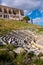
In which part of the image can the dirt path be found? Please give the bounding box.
[36,34,43,45]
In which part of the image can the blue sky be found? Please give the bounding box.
[0,0,1,4]
[27,9,42,19]
[0,0,43,26]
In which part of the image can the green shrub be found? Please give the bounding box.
[8,44,14,51]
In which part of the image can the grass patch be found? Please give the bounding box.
[33,59,43,65]
[0,45,6,49]
[0,19,43,36]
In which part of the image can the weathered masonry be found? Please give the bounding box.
[0,5,24,20]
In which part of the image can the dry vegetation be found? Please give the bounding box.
[0,19,43,36]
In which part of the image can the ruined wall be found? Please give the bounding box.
[0,5,24,20]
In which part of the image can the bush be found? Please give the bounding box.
[8,44,14,51]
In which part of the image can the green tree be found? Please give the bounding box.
[23,16,30,23]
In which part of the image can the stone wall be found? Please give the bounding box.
[0,5,24,20]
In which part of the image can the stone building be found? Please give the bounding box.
[0,5,24,20]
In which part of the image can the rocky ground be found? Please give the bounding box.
[0,30,43,55]
[36,34,43,46]
[0,30,36,46]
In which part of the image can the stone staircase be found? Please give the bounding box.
[0,30,40,54]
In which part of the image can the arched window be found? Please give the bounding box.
[9,10,12,14]
[0,8,2,12]
[4,9,7,13]
[13,10,16,15]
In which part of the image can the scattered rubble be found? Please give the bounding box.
[0,30,42,55]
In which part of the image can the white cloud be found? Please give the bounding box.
[1,0,42,10]
[1,2,7,5]
[24,10,29,15]
[33,17,43,24]
[28,11,32,15]
[33,17,43,26]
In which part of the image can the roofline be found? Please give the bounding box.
[0,5,24,11]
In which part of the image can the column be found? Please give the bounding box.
[19,10,21,20]
[2,7,4,18]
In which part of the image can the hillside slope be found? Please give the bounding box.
[0,19,43,36]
